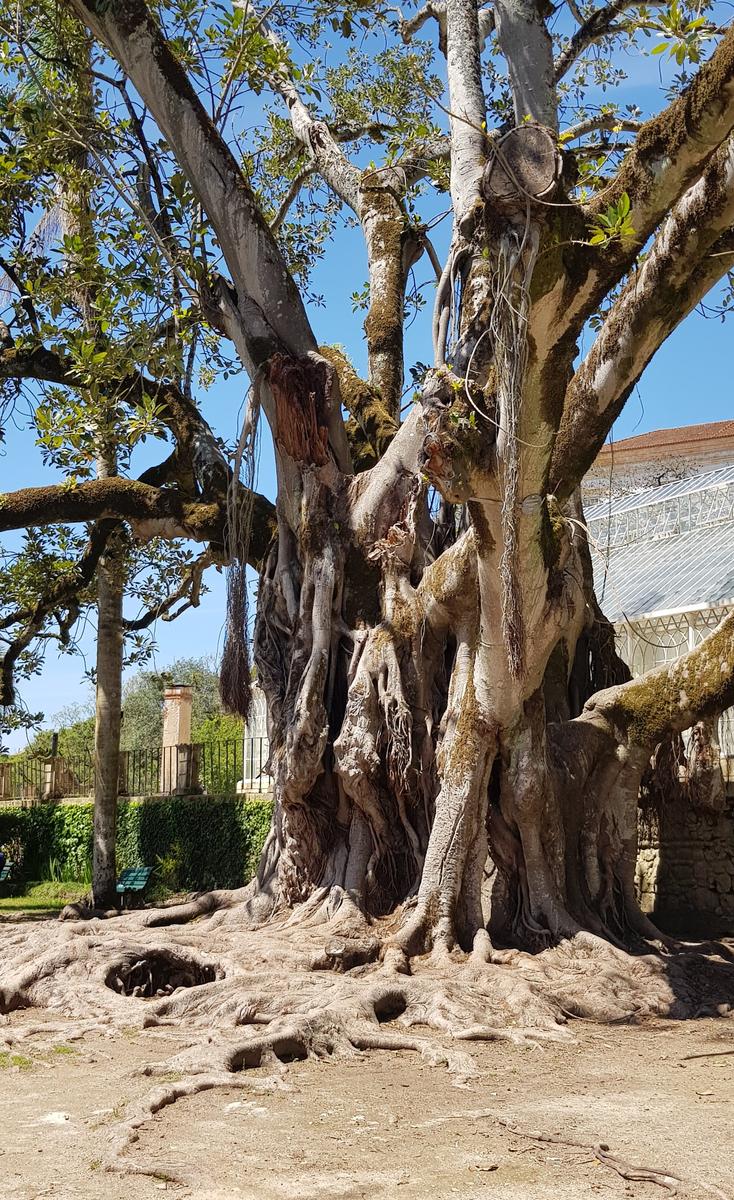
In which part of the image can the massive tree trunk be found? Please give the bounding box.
[4,6,734,1165]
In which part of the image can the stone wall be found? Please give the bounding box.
[637,792,734,934]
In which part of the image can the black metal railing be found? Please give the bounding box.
[0,737,271,804]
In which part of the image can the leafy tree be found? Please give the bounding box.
[5,705,95,763]
[120,656,241,749]
[2,0,734,1044]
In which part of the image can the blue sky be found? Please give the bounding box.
[2,22,733,745]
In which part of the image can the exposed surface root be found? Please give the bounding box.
[496,1117,731,1200]
[3,899,734,1035]
[2,898,733,1186]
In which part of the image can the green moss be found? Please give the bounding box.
[319,345,397,468]
[607,616,734,746]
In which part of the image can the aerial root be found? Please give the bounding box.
[103,1013,466,1181]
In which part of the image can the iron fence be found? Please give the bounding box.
[0,737,271,804]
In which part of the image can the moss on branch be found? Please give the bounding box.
[0,477,275,565]
[587,611,734,748]
[319,345,398,471]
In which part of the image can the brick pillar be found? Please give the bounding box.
[160,684,194,794]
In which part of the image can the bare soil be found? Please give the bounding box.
[1,998,732,1200]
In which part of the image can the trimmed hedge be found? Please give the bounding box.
[0,795,273,890]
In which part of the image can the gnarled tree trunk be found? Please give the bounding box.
[4,5,734,1123]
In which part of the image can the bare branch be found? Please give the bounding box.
[561,114,644,141]
[554,1,661,83]
[270,165,315,234]
[264,32,362,213]
[123,549,214,631]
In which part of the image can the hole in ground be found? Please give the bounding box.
[105,951,223,998]
[234,1036,308,1070]
[373,990,408,1023]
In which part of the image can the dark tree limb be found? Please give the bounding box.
[554,1,663,82]
[123,548,214,631]
[0,475,275,562]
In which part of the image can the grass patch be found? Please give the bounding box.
[0,1052,33,1070]
[52,1044,76,1056]
[0,881,88,912]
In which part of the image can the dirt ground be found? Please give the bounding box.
[0,979,732,1200]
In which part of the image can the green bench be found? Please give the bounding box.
[116,866,152,908]
[0,862,18,896]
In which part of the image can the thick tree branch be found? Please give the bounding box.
[551,133,734,497]
[399,2,494,56]
[444,0,487,224]
[0,478,216,539]
[318,346,399,469]
[534,26,734,347]
[0,476,275,561]
[584,611,734,748]
[495,0,558,129]
[592,24,734,240]
[260,23,417,417]
[68,0,316,372]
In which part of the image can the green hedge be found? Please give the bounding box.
[0,795,273,890]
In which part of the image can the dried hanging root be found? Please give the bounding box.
[490,214,538,680]
[220,381,261,721]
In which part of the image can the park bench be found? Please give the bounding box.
[0,861,18,896]
[116,866,152,908]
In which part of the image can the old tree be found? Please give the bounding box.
[3,0,734,1143]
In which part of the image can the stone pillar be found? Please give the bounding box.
[160,684,194,794]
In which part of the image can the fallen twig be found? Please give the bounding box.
[680,1049,734,1062]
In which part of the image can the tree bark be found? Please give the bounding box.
[4,0,734,1039]
[91,457,125,909]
